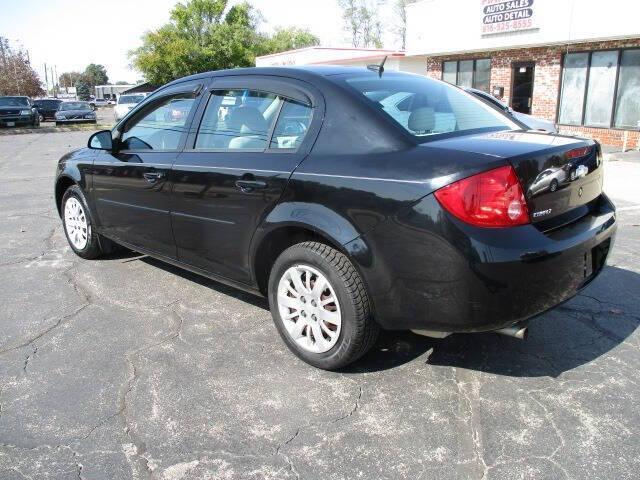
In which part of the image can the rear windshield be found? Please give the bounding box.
[60,102,90,111]
[0,97,29,107]
[38,100,61,107]
[341,74,517,141]
[119,95,145,104]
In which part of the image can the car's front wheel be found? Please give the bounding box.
[268,242,379,370]
[61,186,107,259]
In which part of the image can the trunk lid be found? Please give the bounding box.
[428,131,603,226]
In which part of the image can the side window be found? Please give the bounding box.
[120,93,196,151]
[195,90,281,150]
[269,99,313,150]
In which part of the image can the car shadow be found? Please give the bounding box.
[103,252,638,378]
[348,266,639,378]
[138,255,270,310]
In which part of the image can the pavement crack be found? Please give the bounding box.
[275,429,301,480]
[0,303,90,357]
[23,346,38,374]
[331,384,363,424]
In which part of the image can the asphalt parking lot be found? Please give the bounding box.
[0,130,639,480]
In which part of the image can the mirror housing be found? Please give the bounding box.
[88,130,113,151]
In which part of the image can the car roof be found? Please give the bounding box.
[162,65,397,88]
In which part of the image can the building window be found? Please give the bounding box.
[441,59,491,92]
[558,49,640,129]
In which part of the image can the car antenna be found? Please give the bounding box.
[367,56,387,78]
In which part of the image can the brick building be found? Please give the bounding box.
[406,0,640,148]
[256,0,640,148]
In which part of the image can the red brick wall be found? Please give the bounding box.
[423,38,640,148]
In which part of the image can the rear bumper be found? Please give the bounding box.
[351,193,616,332]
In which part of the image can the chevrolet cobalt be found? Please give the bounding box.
[54,67,616,369]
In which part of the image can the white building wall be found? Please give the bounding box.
[406,0,640,56]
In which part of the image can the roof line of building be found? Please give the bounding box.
[256,46,404,60]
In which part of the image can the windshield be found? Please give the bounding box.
[119,95,144,105]
[60,102,90,111]
[0,97,29,107]
[342,74,518,141]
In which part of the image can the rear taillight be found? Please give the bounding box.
[434,165,529,228]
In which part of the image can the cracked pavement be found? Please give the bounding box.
[1,131,639,480]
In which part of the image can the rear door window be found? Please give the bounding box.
[195,90,282,150]
[269,100,313,150]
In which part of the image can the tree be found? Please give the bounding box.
[0,36,45,97]
[75,81,91,101]
[59,71,82,88]
[261,27,320,55]
[82,64,109,87]
[130,0,263,85]
[393,0,418,50]
[115,80,130,85]
[338,0,383,48]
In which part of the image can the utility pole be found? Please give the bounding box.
[44,62,49,96]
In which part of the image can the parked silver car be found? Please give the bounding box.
[465,87,557,133]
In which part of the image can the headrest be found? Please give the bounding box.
[228,106,267,134]
[408,107,435,134]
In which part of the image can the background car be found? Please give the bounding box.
[55,101,97,126]
[33,98,62,121]
[0,96,39,127]
[464,87,557,133]
[114,94,146,121]
[93,98,109,108]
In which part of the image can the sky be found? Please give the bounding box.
[0,0,399,87]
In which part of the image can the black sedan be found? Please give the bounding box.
[0,96,39,127]
[54,66,616,369]
[33,98,63,121]
[55,101,97,126]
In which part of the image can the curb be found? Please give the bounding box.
[0,124,113,136]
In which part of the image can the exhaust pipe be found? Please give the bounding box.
[494,325,528,340]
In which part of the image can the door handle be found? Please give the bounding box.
[235,179,267,193]
[143,171,165,183]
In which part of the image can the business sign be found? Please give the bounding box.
[481,0,536,35]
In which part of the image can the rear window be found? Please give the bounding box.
[119,95,145,105]
[342,74,517,141]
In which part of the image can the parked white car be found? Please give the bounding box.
[114,94,146,121]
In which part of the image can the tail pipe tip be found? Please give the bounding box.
[494,324,529,340]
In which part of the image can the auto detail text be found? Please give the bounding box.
[481,0,535,35]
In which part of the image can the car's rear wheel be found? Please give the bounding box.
[550,179,559,192]
[61,186,108,259]
[268,241,379,370]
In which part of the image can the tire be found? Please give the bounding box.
[61,185,108,259]
[38,114,44,123]
[268,241,379,370]
[55,122,61,127]
[550,179,559,192]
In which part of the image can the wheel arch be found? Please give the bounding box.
[55,175,77,217]
[250,202,371,295]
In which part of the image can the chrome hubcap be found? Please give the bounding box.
[64,197,89,250]
[277,264,342,354]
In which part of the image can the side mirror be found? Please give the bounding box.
[88,130,113,151]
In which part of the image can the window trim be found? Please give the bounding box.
[556,47,640,130]
[441,58,492,91]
